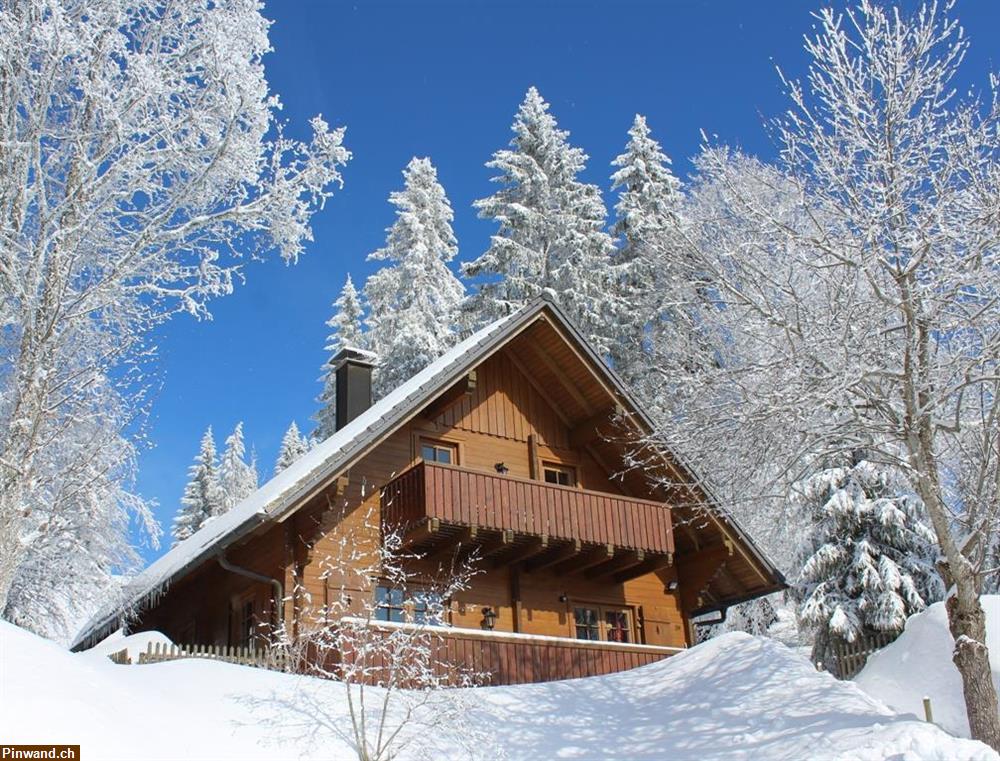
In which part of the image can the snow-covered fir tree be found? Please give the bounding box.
[609,115,698,394]
[792,454,943,669]
[217,423,259,512]
[463,88,615,354]
[365,157,465,398]
[171,427,223,547]
[314,275,365,442]
[275,421,311,475]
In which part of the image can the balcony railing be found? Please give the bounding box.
[381,461,674,577]
[342,620,682,686]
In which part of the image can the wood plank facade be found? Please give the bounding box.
[83,300,784,684]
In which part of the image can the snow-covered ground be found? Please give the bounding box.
[3,622,994,760]
[856,595,1000,739]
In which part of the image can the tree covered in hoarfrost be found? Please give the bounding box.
[217,423,258,512]
[171,427,223,547]
[608,114,714,402]
[257,501,498,761]
[3,377,150,643]
[463,87,615,354]
[792,455,942,670]
[0,0,350,627]
[274,420,311,475]
[642,2,1000,746]
[365,157,465,399]
[315,275,366,441]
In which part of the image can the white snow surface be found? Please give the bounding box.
[5,622,995,761]
[855,595,1000,739]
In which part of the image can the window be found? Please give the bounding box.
[605,610,631,643]
[573,605,633,643]
[239,599,255,648]
[543,463,576,487]
[574,607,601,641]
[375,585,445,626]
[375,585,406,623]
[421,439,457,465]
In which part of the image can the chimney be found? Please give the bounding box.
[332,347,377,431]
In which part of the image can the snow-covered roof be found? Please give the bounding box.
[73,294,784,649]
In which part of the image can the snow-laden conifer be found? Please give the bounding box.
[171,427,223,546]
[365,157,465,398]
[792,455,943,668]
[275,421,311,475]
[217,423,258,512]
[314,275,365,441]
[609,115,697,393]
[463,88,615,353]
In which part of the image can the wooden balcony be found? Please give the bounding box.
[381,461,674,581]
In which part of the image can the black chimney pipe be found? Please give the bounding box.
[332,347,377,431]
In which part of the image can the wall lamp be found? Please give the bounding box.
[480,606,498,631]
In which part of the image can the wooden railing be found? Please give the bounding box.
[343,620,682,686]
[382,461,674,555]
[117,641,291,671]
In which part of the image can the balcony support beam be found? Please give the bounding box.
[424,525,478,565]
[552,543,614,576]
[585,549,645,580]
[493,535,548,570]
[524,539,582,574]
[613,552,674,584]
[401,517,440,550]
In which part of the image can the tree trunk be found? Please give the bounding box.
[946,593,1000,749]
[914,449,1000,750]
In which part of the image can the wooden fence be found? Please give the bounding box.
[831,631,898,679]
[106,641,290,671]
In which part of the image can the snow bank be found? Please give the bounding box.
[2,622,995,760]
[856,595,1000,738]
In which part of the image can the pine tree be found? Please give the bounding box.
[609,114,688,392]
[364,157,466,398]
[463,87,615,353]
[275,421,311,474]
[171,427,223,546]
[315,275,365,441]
[217,422,258,512]
[792,453,943,670]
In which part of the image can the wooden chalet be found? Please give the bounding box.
[72,297,784,684]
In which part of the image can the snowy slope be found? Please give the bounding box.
[856,595,1000,739]
[2,623,994,761]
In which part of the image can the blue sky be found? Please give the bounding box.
[136,0,1000,562]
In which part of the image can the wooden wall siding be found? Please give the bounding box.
[434,351,569,448]
[339,625,677,687]
[382,460,674,555]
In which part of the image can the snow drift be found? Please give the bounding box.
[856,595,1000,739]
[3,622,996,760]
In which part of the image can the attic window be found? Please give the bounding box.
[543,463,576,487]
[421,439,457,465]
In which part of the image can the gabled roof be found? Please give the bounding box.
[73,296,784,650]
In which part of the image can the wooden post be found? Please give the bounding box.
[923,696,934,723]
